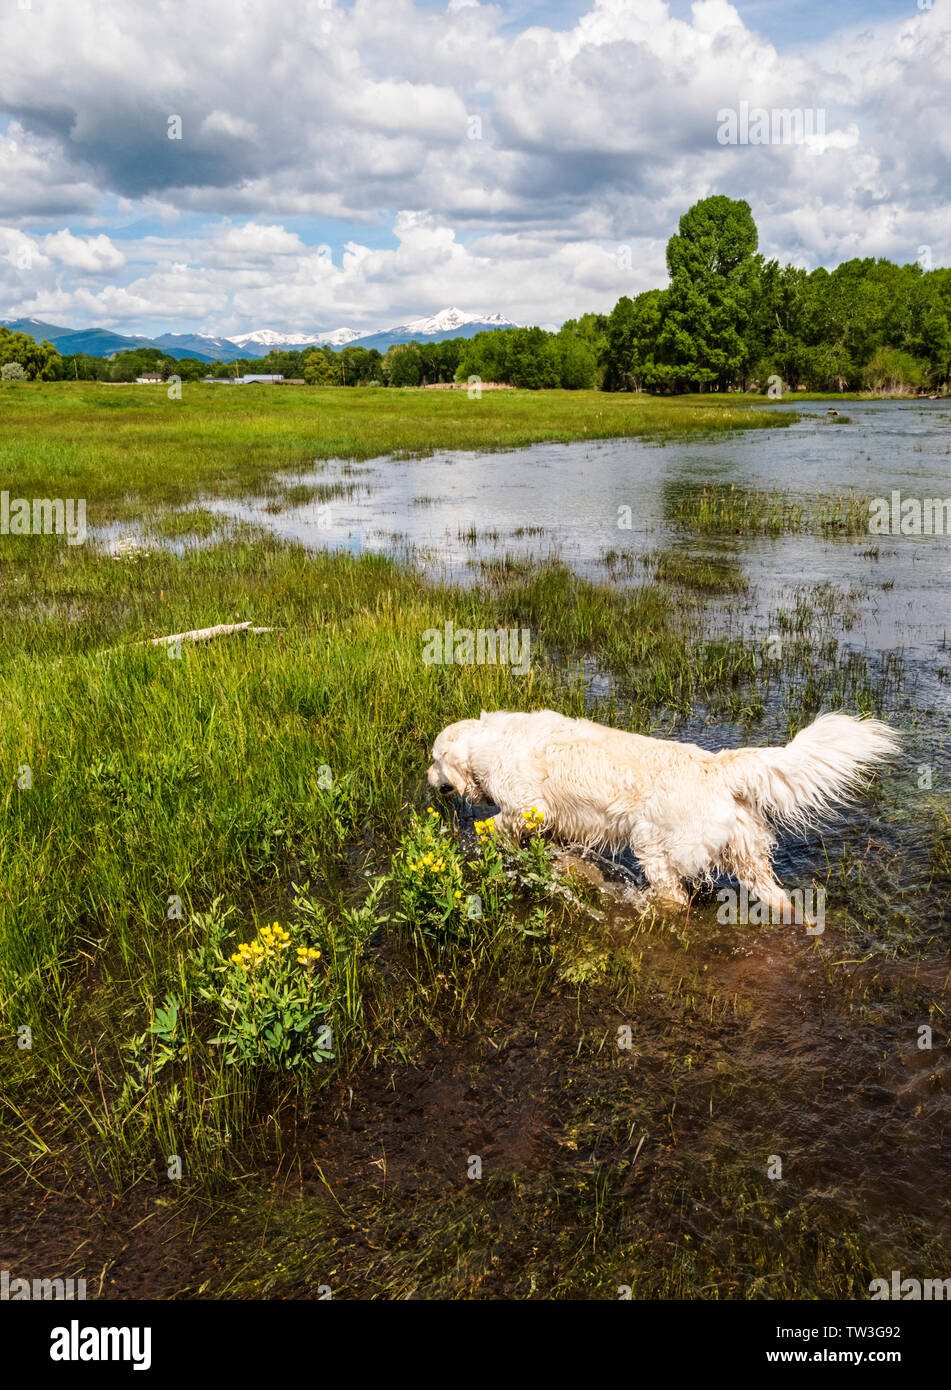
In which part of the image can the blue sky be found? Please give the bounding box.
[0,0,946,339]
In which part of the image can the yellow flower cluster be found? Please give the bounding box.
[230,922,291,971]
[296,946,322,966]
[408,850,447,876]
[474,818,496,839]
[522,805,545,830]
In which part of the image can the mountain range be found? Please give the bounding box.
[0,308,519,363]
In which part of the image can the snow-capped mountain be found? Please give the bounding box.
[154,332,239,355]
[2,308,519,362]
[341,308,520,352]
[229,312,515,351]
[319,327,363,347]
[229,326,361,351]
[387,308,516,337]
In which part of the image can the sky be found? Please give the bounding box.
[0,0,947,339]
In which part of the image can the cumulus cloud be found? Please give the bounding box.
[43,230,126,272]
[0,0,948,332]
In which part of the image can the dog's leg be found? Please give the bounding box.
[724,809,799,926]
[492,810,523,843]
[738,860,796,925]
[639,853,690,908]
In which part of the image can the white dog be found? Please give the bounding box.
[427,709,898,913]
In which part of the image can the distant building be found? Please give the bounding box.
[200,373,286,385]
[135,373,164,383]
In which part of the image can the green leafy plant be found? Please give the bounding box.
[391,809,468,936]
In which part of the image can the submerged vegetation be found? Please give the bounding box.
[669,483,872,536]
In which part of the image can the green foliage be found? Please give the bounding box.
[391,808,554,941]
[656,196,761,391]
[603,197,951,394]
[0,326,62,380]
[861,346,928,393]
[456,324,597,389]
[302,346,342,385]
[391,811,470,935]
[384,342,423,387]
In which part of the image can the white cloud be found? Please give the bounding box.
[43,229,126,272]
[200,111,259,142]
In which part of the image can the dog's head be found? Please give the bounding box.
[427,717,486,801]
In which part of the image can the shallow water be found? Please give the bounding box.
[149,398,948,932]
[221,399,951,1287]
[202,400,951,669]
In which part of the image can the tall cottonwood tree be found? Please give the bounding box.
[655,196,761,392]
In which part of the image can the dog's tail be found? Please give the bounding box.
[715,713,899,832]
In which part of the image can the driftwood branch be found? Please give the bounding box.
[144,621,276,646]
[103,621,277,655]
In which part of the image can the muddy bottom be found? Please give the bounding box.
[0,1174,213,1299]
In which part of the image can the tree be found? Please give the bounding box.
[1,361,28,380]
[861,347,927,394]
[0,326,62,380]
[554,327,597,388]
[302,348,342,385]
[656,196,762,392]
[338,345,382,385]
[385,343,423,387]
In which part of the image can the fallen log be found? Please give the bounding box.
[102,621,277,655]
[144,621,276,646]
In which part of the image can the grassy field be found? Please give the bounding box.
[0,385,947,1300]
[0,382,787,520]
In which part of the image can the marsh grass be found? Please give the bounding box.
[643,548,749,595]
[670,483,871,536]
[0,387,945,1300]
[0,383,794,525]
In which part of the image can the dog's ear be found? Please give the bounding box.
[444,757,470,797]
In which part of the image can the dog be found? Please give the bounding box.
[427,709,898,914]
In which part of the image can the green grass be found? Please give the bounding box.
[643,548,749,594]
[0,385,946,1301]
[670,483,871,536]
[0,382,793,523]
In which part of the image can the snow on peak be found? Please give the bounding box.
[390,307,518,336]
[229,328,313,349]
[229,326,360,349]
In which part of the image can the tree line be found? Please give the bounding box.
[3,197,949,392]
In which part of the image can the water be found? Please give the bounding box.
[204,399,951,670]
